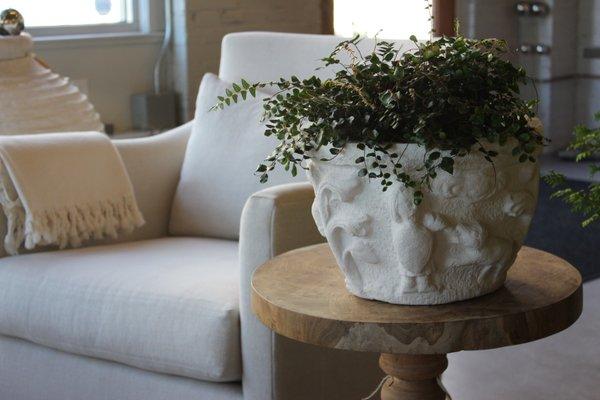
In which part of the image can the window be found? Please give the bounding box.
[0,0,138,36]
[334,0,431,40]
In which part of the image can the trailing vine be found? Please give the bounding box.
[213,32,543,205]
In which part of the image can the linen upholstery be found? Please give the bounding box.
[113,122,192,242]
[239,182,382,400]
[0,237,241,382]
[0,335,242,400]
[169,73,303,239]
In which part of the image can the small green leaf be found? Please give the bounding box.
[519,133,531,142]
[413,191,424,205]
[439,157,454,174]
[428,151,441,160]
[523,143,536,153]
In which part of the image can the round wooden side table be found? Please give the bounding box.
[251,244,583,400]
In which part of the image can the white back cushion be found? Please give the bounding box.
[169,74,304,239]
[219,31,416,83]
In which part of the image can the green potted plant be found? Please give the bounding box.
[545,112,600,227]
[215,34,544,305]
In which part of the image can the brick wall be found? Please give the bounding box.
[172,0,328,121]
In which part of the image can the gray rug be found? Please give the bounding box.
[525,180,600,281]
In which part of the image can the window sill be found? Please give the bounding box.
[33,32,163,51]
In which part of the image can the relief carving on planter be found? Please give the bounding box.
[390,189,442,293]
[308,163,379,293]
[307,146,540,305]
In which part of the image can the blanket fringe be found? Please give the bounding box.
[0,176,145,255]
[19,195,145,253]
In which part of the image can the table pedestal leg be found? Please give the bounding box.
[379,353,449,400]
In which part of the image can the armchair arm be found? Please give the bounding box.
[114,122,192,241]
[239,182,380,400]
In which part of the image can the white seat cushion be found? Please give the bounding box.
[0,237,241,382]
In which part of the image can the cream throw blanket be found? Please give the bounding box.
[0,132,145,255]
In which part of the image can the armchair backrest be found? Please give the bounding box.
[219,31,416,83]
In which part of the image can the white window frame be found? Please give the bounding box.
[24,0,163,38]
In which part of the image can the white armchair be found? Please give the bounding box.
[0,32,383,400]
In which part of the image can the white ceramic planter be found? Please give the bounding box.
[307,143,539,305]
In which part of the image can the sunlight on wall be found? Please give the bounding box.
[334,0,431,40]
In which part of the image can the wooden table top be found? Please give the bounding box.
[251,244,583,355]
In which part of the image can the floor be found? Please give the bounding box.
[443,278,599,400]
